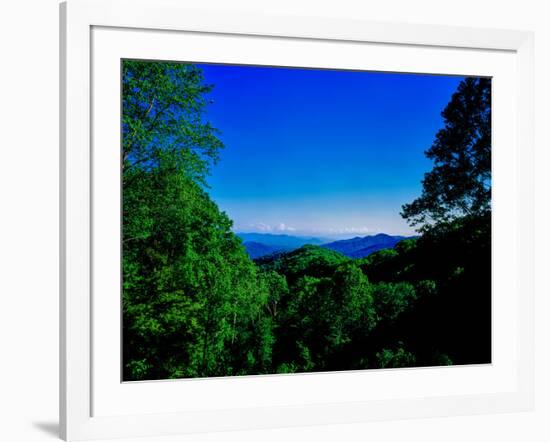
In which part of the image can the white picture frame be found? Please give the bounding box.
[60,0,534,440]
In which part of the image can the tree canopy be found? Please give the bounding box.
[401,77,491,229]
[122,60,271,380]
[122,60,223,185]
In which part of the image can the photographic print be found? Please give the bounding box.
[122,60,491,381]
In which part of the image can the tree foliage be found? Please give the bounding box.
[122,60,270,380]
[401,78,491,229]
[122,60,223,185]
[376,346,416,368]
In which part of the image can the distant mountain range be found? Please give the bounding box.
[237,233,327,259]
[237,232,416,259]
[240,241,288,259]
[321,233,413,258]
[237,233,328,248]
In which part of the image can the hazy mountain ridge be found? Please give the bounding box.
[237,232,328,248]
[322,233,417,258]
[242,241,291,259]
[238,232,416,259]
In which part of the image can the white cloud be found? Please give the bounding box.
[237,223,384,237]
[276,223,296,232]
[324,226,373,235]
[249,222,273,232]
[245,222,297,233]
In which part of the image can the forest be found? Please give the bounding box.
[122,60,491,381]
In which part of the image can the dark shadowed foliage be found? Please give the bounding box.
[401,78,491,229]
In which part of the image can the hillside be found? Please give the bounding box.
[322,233,415,258]
[255,244,349,281]
[242,241,288,259]
[237,233,327,259]
[239,232,416,259]
[237,233,326,248]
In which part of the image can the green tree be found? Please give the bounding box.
[122,60,223,184]
[331,263,377,346]
[277,275,334,371]
[271,262,378,373]
[372,282,417,323]
[259,270,289,318]
[376,345,416,368]
[401,77,491,229]
[258,244,349,283]
[123,157,269,379]
[122,60,269,380]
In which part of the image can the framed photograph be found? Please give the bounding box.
[60,0,534,440]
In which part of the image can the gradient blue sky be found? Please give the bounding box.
[197,63,464,237]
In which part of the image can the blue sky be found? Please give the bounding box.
[197,63,463,237]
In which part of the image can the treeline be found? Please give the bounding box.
[246,211,489,375]
[122,60,491,381]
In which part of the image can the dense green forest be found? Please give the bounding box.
[122,60,491,381]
